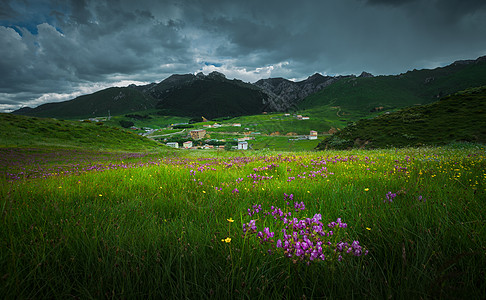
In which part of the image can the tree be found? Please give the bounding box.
[119,120,134,128]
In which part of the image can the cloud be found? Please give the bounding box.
[0,2,195,102]
[1,0,486,112]
[364,0,486,22]
[196,60,292,82]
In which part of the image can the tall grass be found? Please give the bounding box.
[1,146,485,298]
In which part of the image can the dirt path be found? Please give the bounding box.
[148,129,186,138]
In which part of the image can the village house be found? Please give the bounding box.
[302,116,310,120]
[309,130,318,140]
[213,123,221,128]
[166,142,179,148]
[202,124,212,128]
[183,141,193,148]
[233,123,242,127]
[296,115,303,120]
[237,141,248,150]
[190,129,206,140]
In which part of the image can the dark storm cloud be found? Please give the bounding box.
[364,0,486,21]
[0,1,193,95]
[1,0,485,111]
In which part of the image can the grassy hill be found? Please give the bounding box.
[12,87,157,120]
[316,86,486,149]
[0,113,164,151]
[300,56,486,122]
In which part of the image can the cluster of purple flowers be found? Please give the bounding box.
[287,176,296,182]
[257,227,275,242]
[247,204,262,217]
[385,191,397,203]
[247,173,273,183]
[335,240,366,260]
[284,193,294,205]
[293,201,305,212]
[264,206,292,220]
[242,193,368,265]
[242,219,257,234]
[328,217,347,229]
[253,163,279,172]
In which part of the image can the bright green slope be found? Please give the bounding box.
[316,86,486,149]
[0,113,164,151]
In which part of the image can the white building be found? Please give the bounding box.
[183,141,193,148]
[237,141,248,150]
[166,142,179,148]
[309,130,318,140]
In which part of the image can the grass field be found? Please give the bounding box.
[318,86,486,150]
[0,113,164,152]
[1,144,485,298]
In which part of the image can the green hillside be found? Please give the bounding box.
[12,87,157,120]
[316,86,486,149]
[0,113,163,151]
[300,56,486,122]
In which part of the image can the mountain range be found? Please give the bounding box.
[12,55,486,122]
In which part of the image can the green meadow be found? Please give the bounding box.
[1,144,485,298]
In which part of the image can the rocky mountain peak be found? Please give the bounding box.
[255,73,347,111]
[306,73,325,81]
[359,71,374,78]
[207,71,226,80]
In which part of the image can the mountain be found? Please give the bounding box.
[316,86,486,150]
[300,56,486,117]
[12,71,269,120]
[12,87,157,119]
[148,71,269,119]
[254,73,353,111]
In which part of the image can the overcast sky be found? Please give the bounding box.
[1,0,486,112]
